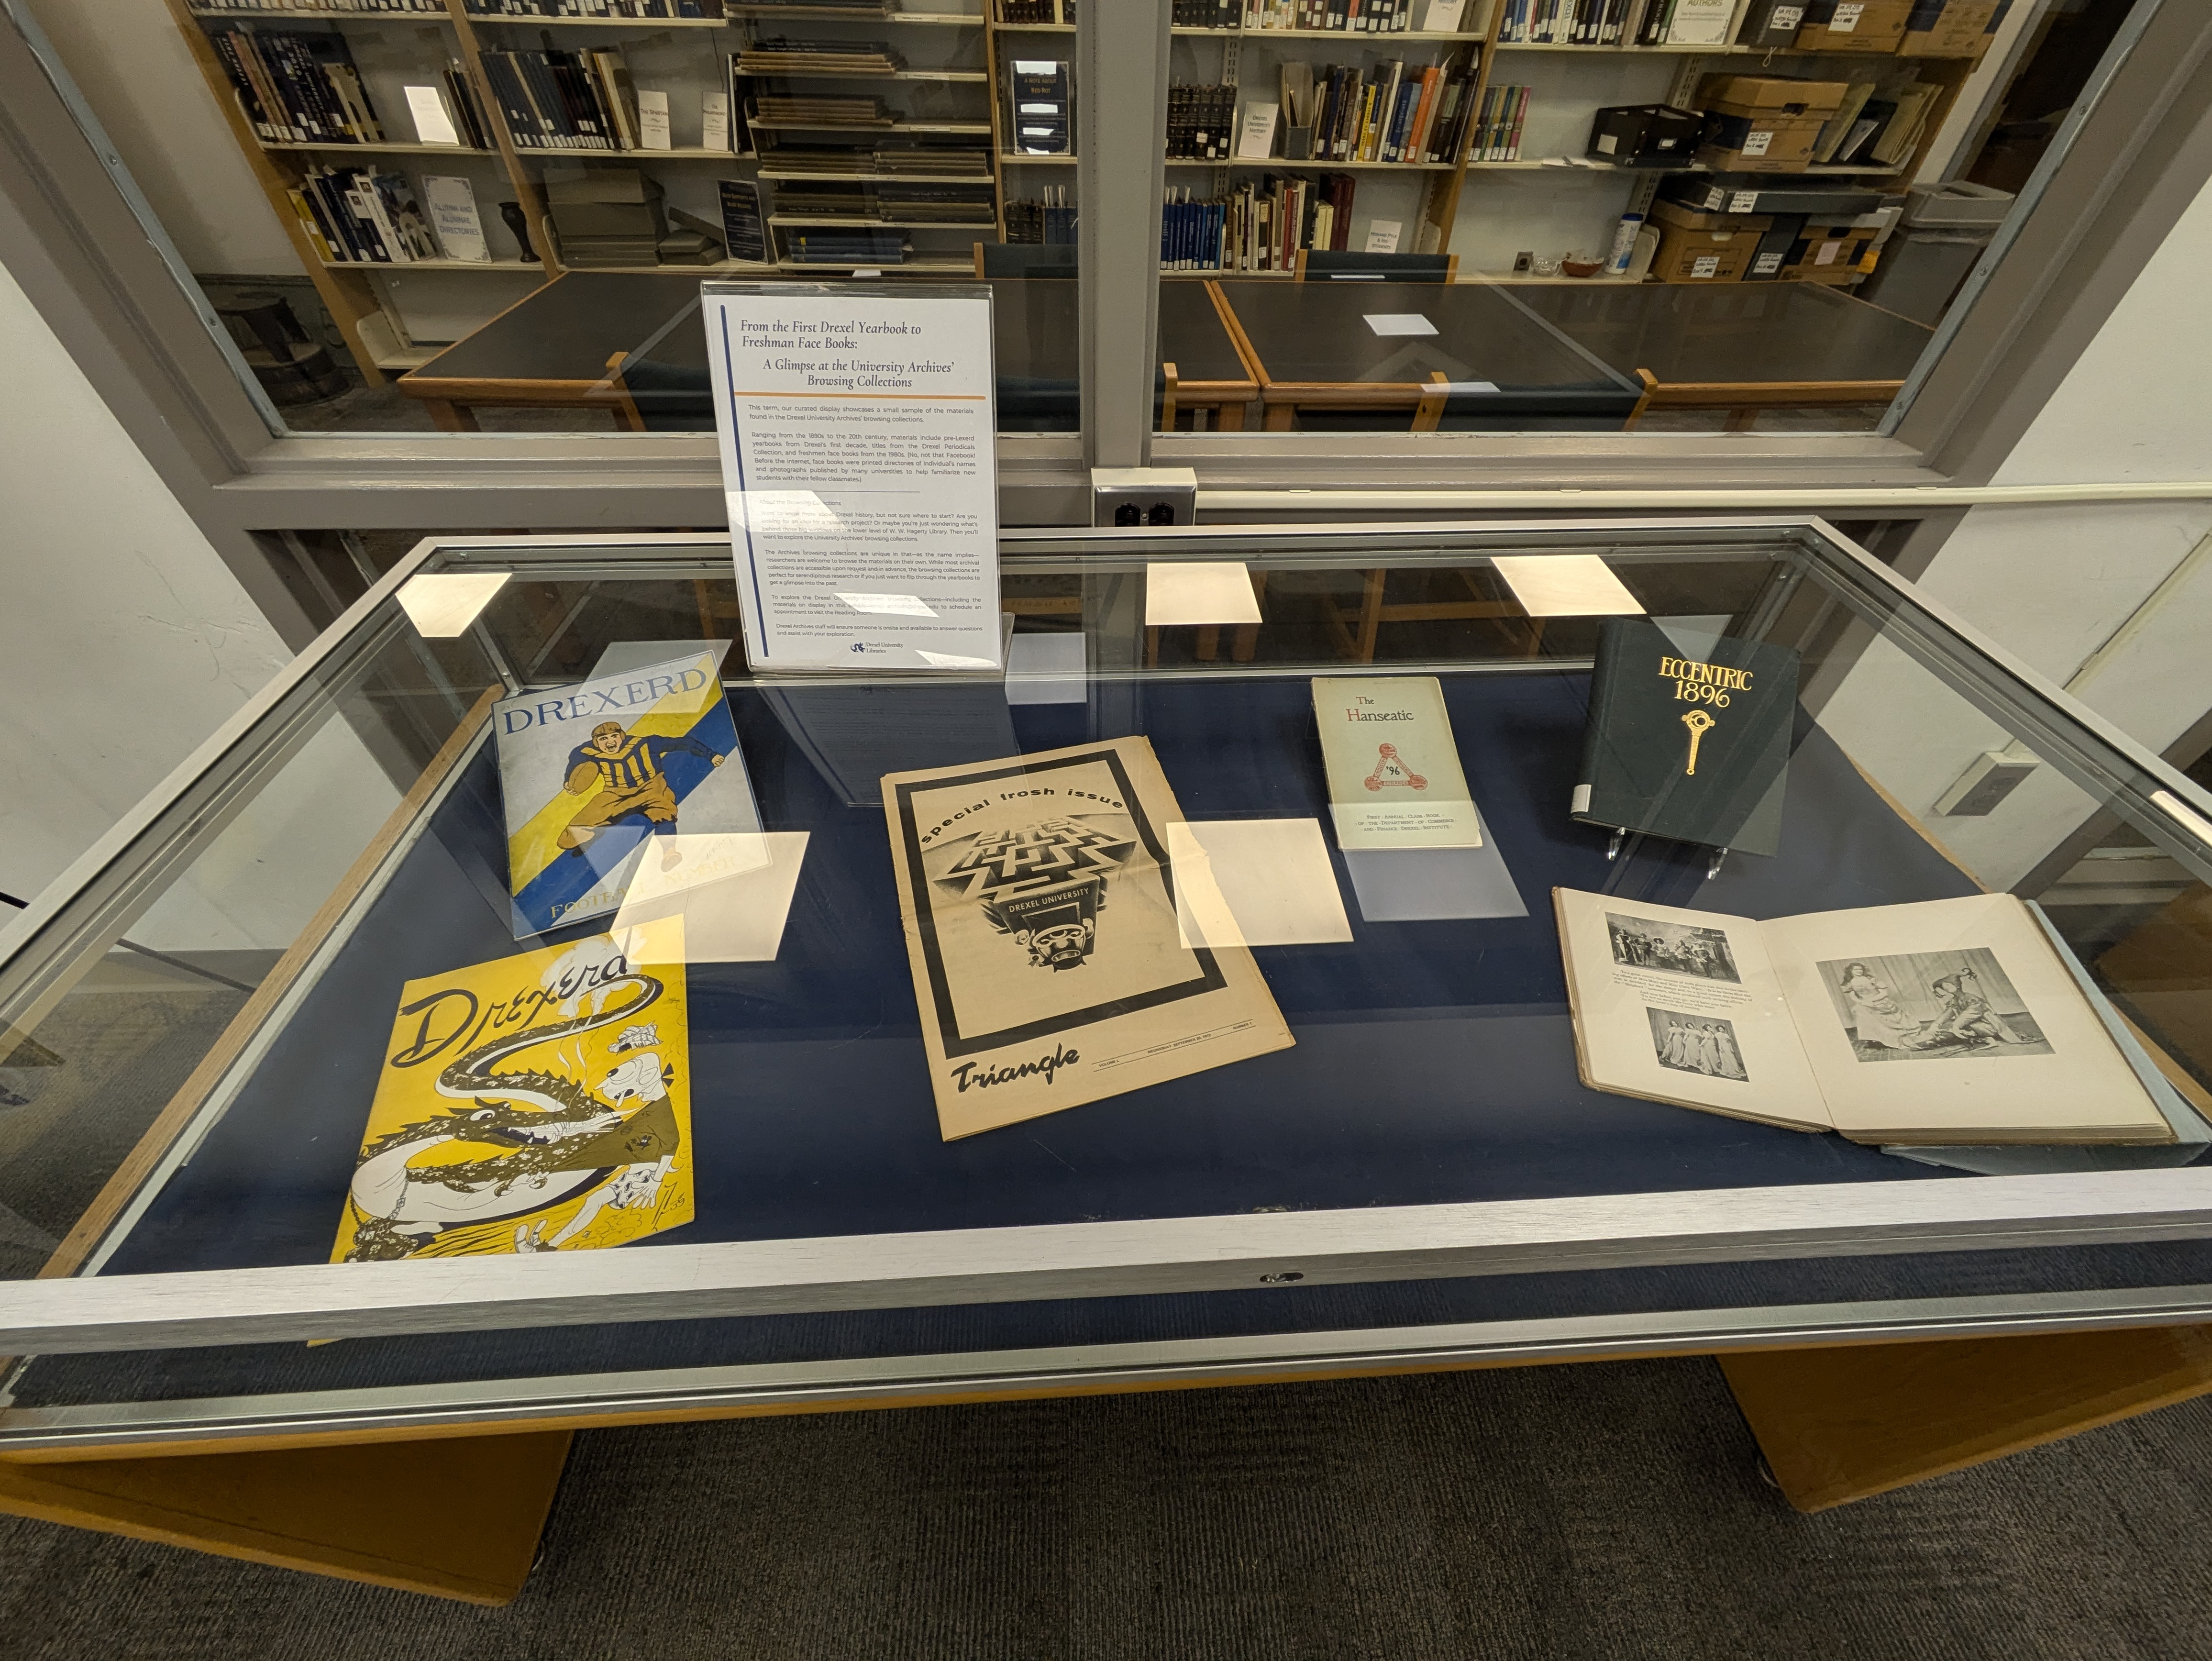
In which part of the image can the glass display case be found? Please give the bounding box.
[3,519,2211,1470]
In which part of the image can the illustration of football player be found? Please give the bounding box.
[559,720,724,865]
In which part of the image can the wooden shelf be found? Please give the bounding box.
[324,257,543,270]
[575,146,752,159]
[747,118,990,131]
[465,12,731,27]
[190,6,454,18]
[564,258,779,273]
[1178,157,1458,171]
[262,141,498,155]
[1231,27,1485,41]
[779,257,973,269]
[732,6,984,20]
[1001,151,1074,163]
[760,168,993,180]
[771,214,994,226]
[733,65,989,78]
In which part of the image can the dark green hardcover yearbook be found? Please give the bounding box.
[1571,618,1800,856]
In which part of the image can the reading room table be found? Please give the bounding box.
[3,522,2212,1605]
[1506,280,1940,429]
[395,270,1255,433]
[1207,277,1645,432]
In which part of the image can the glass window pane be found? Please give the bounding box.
[22,0,1064,435]
[1150,0,2152,438]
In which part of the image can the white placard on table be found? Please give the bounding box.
[1364,312,1437,337]
[1490,554,1644,618]
[702,90,731,153]
[637,89,673,150]
[1364,219,1403,255]
[404,85,461,147]
[1236,100,1279,160]
[421,176,490,262]
[703,284,1003,673]
[1144,563,1262,627]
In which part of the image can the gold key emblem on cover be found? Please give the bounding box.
[1680,709,1715,775]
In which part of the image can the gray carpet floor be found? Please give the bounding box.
[4,1354,2211,1660]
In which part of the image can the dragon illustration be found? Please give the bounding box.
[343,948,680,1262]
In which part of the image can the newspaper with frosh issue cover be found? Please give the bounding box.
[495,649,762,938]
[331,918,693,1263]
[1553,887,2172,1145]
[882,736,1295,1139]
[1312,675,1483,850]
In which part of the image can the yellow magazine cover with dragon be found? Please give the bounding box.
[332,917,693,1262]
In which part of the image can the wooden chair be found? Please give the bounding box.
[1622,367,1906,432]
[1320,566,1545,664]
[1294,249,1458,282]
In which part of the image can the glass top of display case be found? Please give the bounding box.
[4,520,2212,1451]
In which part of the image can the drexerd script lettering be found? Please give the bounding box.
[388,951,634,1068]
[950,1042,1079,1093]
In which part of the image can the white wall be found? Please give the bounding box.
[0,259,396,948]
[20,0,302,276]
[1825,174,2212,887]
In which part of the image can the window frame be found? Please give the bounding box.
[2,0,2209,567]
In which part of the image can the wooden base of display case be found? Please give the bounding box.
[0,1431,571,1605]
[1723,1326,2212,1513]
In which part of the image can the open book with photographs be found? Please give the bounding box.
[1553,887,2177,1146]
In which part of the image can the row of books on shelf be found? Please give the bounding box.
[1273,55,1477,166]
[462,1,727,17]
[993,2,1078,22]
[1470,83,1529,161]
[1493,0,1730,44]
[286,165,451,264]
[194,1,447,13]
[1167,83,1238,161]
[1248,0,1467,28]
[784,229,911,263]
[209,28,385,145]
[1167,170,1356,271]
[771,181,996,221]
[479,46,736,152]
[764,143,993,174]
[734,39,908,73]
[1004,188,1075,243]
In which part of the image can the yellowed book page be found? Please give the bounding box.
[1554,887,1830,1131]
[883,736,1294,1140]
[1763,893,2170,1143]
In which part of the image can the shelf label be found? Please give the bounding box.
[704,284,1002,674]
[1741,130,1774,157]
[1729,190,1761,213]
[1832,2,1864,29]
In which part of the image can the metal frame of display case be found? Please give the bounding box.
[4,521,2212,1452]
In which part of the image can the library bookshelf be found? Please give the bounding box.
[167,1,1992,384]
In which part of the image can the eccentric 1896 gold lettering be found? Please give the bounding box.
[1657,655,1752,709]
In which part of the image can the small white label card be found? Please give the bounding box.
[1741,130,1774,156]
[1364,313,1438,337]
[1691,255,1721,277]
[702,90,731,152]
[638,89,673,150]
[1729,190,1761,212]
[1364,219,1404,254]
[703,283,1002,673]
[1236,100,1279,160]
[1832,1,1864,28]
[404,85,461,147]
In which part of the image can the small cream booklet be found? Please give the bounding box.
[1554,887,2171,1145]
[1312,676,1482,851]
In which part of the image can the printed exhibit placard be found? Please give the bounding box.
[702,282,1003,673]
